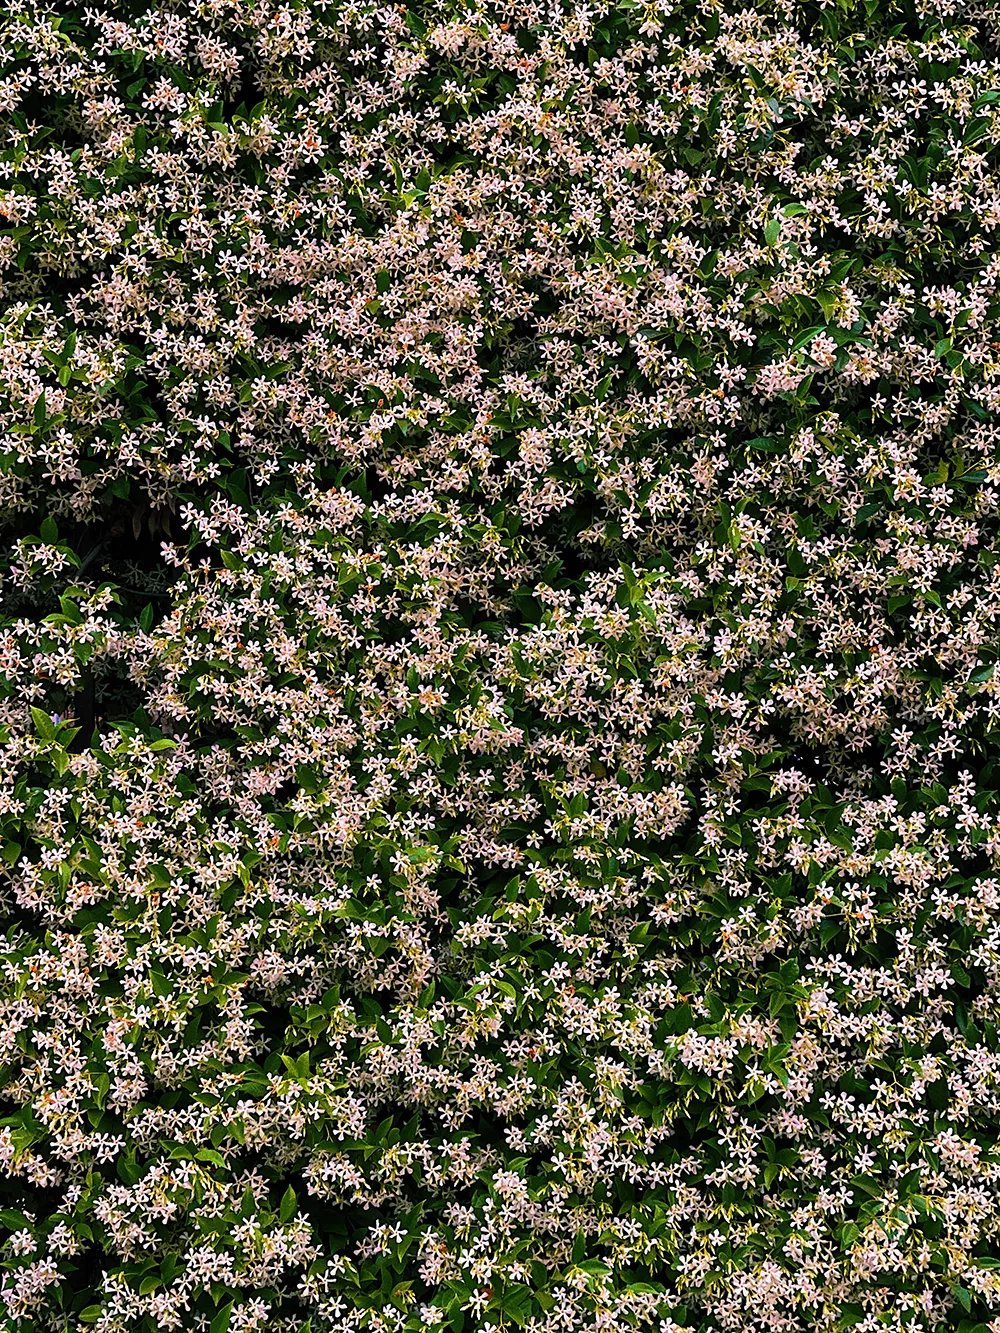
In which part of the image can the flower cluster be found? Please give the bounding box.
[3,0,1000,1330]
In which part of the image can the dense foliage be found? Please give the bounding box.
[3,0,1000,1329]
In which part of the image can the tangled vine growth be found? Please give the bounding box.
[3,0,1000,1329]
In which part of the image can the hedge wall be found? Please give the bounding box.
[2,0,1000,1330]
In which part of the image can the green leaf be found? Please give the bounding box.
[835,1303,864,1329]
[29,707,57,743]
[816,289,838,322]
[149,970,171,997]
[194,1146,226,1167]
[117,1154,142,1185]
[210,1303,233,1333]
[927,1078,950,1110]
[764,218,781,246]
[790,325,824,352]
[851,1175,881,1197]
[499,1286,533,1325]
[279,1184,297,1223]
